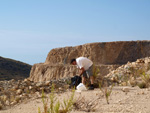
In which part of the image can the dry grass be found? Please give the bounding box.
[73,96,99,112]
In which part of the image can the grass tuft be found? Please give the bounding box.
[99,80,114,104]
[38,85,75,113]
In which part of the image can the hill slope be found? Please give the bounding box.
[0,56,31,81]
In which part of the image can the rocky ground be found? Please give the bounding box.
[0,57,150,113]
[0,78,71,110]
[0,86,150,113]
[105,57,150,88]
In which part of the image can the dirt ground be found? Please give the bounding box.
[1,86,150,113]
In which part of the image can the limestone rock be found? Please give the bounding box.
[16,89,22,95]
[122,87,130,92]
[36,82,43,87]
[0,78,72,109]
[45,41,150,65]
[29,41,150,82]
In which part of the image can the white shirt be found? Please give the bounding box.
[76,57,93,70]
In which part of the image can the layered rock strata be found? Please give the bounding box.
[29,41,150,82]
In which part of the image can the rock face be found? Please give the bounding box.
[45,41,150,65]
[29,41,150,82]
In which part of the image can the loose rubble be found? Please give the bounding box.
[106,57,150,87]
[0,77,71,109]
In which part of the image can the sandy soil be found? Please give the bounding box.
[1,86,150,113]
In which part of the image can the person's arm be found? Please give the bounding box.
[79,67,85,76]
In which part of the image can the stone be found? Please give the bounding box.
[24,87,29,93]
[1,95,7,101]
[122,87,130,92]
[24,78,31,86]
[36,82,43,87]
[10,79,15,82]
[29,86,33,90]
[16,89,22,95]
[30,88,37,93]
[136,59,145,63]
[35,92,41,98]
[131,62,136,67]
[11,101,17,105]
[121,82,127,86]
[129,80,136,87]
[124,65,130,70]
[45,81,51,86]
[144,58,150,64]
[5,100,9,105]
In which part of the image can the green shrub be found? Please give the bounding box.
[38,85,75,113]
[92,64,100,79]
[140,72,150,88]
[99,81,114,104]
[137,81,147,89]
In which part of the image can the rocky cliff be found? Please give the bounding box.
[29,41,150,82]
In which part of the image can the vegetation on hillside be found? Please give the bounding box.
[0,56,31,80]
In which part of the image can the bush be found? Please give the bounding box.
[38,85,75,113]
[139,72,150,88]
[99,79,114,104]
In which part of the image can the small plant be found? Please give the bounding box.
[15,97,21,103]
[92,64,100,79]
[91,64,101,88]
[112,73,123,83]
[38,107,41,113]
[38,85,75,113]
[137,81,147,89]
[38,85,61,113]
[99,81,114,104]
[128,66,144,80]
[61,89,75,113]
[140,72,150,88]
[41,90,49,113]
[65,79,71,85]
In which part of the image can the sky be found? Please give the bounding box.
[0,0,150,65]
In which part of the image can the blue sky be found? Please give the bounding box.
[0,0,150,65]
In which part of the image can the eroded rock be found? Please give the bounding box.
[29,41,150,82]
